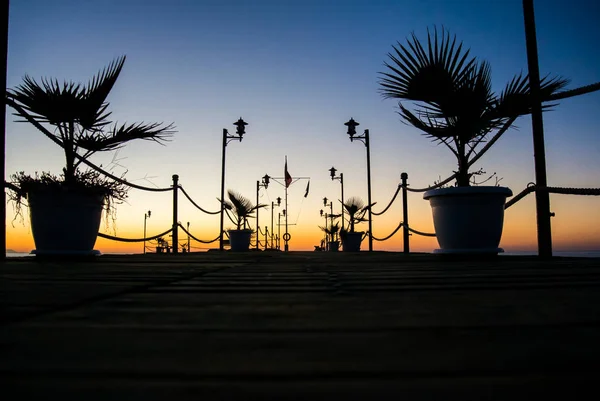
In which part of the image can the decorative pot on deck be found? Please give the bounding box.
[28,188,104,255]
[423,186,512,255]
[342,231,364,252]
[227,229,253,252]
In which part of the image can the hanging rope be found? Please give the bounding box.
[505,184,600,209]
[371,221,404,241]
[505,183,536,209]
[98,227,173,242]
[405,173,457,193]
[406,225,437,237]
[372,185,401,216]
[178,186,221,214]
[177,223,220,244]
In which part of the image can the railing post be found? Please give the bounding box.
[401,172,409,254]
[265,226,268,251]
[172,174,179,254]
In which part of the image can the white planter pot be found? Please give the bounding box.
[227,229,253,252]
[423,186,512,255]
[28,188,104,255]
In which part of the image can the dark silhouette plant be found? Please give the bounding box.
[342,197,373,233]
[222,190,266,231]
[6,55,175,199]
[379,27,570,187]
[319,220,340,243]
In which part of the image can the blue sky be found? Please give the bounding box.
[6,0,600,252]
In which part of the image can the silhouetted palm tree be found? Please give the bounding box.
[343,197,372,233]
[6,55,175,186]
[379,27,569,186]
[222,190,266,230]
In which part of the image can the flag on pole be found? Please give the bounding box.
[304,180,310,198]
[284,158,292,188]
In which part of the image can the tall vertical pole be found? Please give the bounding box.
[143,214,147,254]
[365,130,373,252]
[187,222,190,252]
[219,129,227,250]
[1,1,9,260]
[523,0,552,258]
[256,180,260,250]
[264,226,268,250]
[340,173,345,232]
[278,212,281,250]
[284,184,289,251]
[172,174,179,253]
[271,202,274,250]
[401,172,409,254]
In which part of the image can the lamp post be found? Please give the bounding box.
[186,221,190,252]
[271,197,281,250]
[256,174,270,250]
[323,197,334,235]
[277,211,282,250]
[320,209,329,250]
[143,210,151,254]
[329,167,344,231]
[220,118,248,251]
[344,118,373,251]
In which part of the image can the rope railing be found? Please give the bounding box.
[406,225,437,237]
[371,221,404,241]
[505,184,600,209]
[177,223,220,244]
[178,186,221,215]
[97,227,173,242]
[372,185,401,216]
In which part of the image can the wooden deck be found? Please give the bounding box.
[2,252,600,399]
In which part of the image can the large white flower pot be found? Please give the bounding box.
[28,188,104,256]
[227,229,253,252]
[423,186,512,255]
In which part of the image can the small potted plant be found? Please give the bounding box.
[222,190,266,252]
[319,221,340,252]
[379,27,571,254]
[340,197,372,252]
[6,56,175,256]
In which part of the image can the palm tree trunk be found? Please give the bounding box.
[457,142,470,187]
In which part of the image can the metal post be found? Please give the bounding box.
[256,180,260,250]
[284,186,289,251]
[1,1,9,260]
[278,212,281,250]
[143,213,147,254]
[401,172,409,254]
[365,130,373,252]
[271,202,275,250]
[265,226,268,250]
[523,0,552,258]
[187,221,190,252]
[219,129,227,250]
[172,174,179,254]
[340,173,345,232]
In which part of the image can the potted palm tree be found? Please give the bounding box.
[379,28,570,254]
[340,197,373,252]
[319,221,340,252]
[6,56,175,256]
[222,190,266,252]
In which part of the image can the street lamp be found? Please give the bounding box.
[320,208,329,250]
[143,210,151,254]
[344,118,373,251]
[219,117,248,250]
[256,174,270,250]
[329,166,344,231]
[323,197,334,235]
[271,196,281,249]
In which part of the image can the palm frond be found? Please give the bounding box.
[79,56,126,131]
[75,121,175,152]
